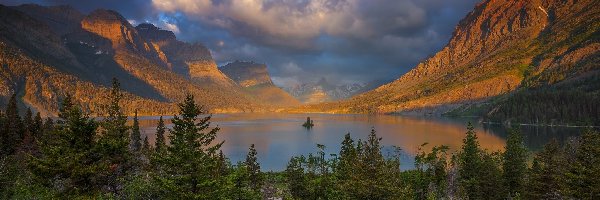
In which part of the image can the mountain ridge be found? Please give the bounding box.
[220,61,300,106]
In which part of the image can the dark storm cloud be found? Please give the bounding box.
[0,0,480,86]
[9,0,154,20]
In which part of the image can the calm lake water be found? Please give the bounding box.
[135,113,584,171]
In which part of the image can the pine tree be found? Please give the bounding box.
[95,78,130,193]
[142,136,150,155]
[30,95,100,196]
[478,152,504,200]
[566,129,600,198]
[41,117,54,137]
[245,144,262,192]
[0,111,4,156]
[502,127,528,197]
[20,108,35,153]
[228,162,260,200]
[130,110,142,152]
[527,139,565,199]
[23,108,33,134]
[155,116,166,152]
[286,156,309,199]
[1,93,23,156]
[352,128,402,199]
[414,144,450,199]
[32,112,43,138]
[215,150,229,177]
[153,94,225,198]
[336,133,356,183]
[457,122,482,199]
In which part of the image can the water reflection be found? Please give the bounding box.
[134,113,583,171]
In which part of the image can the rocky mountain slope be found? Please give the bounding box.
[295,0,599,117]
[0,4,283,115]
[220,61,299,106]
[284,78,383,104]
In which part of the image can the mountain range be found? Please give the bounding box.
[283,78,386,104]
[0,4,298,116]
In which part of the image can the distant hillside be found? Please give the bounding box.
[221,61,300,107]
[0,4,275,115]
[295,0,599,124]
[284,78,385,104]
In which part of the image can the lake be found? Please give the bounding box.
[135,113,584,171]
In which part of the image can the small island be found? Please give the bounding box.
[302,117,314,129]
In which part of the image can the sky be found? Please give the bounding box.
[1,0,480,87]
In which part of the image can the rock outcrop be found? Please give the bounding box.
[136,23,213,76]
[220,61,273,87]
[221,61,300,106]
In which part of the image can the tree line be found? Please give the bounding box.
[1,78,599,199]
[488,88,600,125]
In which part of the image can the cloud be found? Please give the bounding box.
[151,0,438,49]
[160,20,180,33]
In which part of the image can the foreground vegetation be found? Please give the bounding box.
[1,79,599,199]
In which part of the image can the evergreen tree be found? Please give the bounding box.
[286,156,309,199]
[95,78,131,193]
[20,108,35,153]
[155,116,166,152]
[457,122,482,199]
[1,93,23,156]
[215,150,229,177]
[335,133,357,194]
[359,128,389,199]
[153,94,225,199]
[527,139,565,199]
[566,129,600,198]
[502,128,528,197]
[41,117,54,137]
[30,96,100,196]
[414,144,450,199]
[227,162,260,200]
[142,136,150,154]
[245,144,263,192]
[32,112,43,138]
[23,108,33,135]
[130,110,142,152]
[478,152,504,200]
[0,111,4,156]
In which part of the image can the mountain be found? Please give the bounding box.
[0,4,268,115]
[296,0,599,123]
[135,23,235,87]
[220,61,300,106]
[284,78,385,104]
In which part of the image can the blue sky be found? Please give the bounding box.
[1,0,480,87]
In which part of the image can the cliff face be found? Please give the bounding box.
[81,10,165,61]
[220,61,273,87]
[221,61,300,106]
[135,23,238,88]
[299,0,599,114]
[136,23,213,76]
